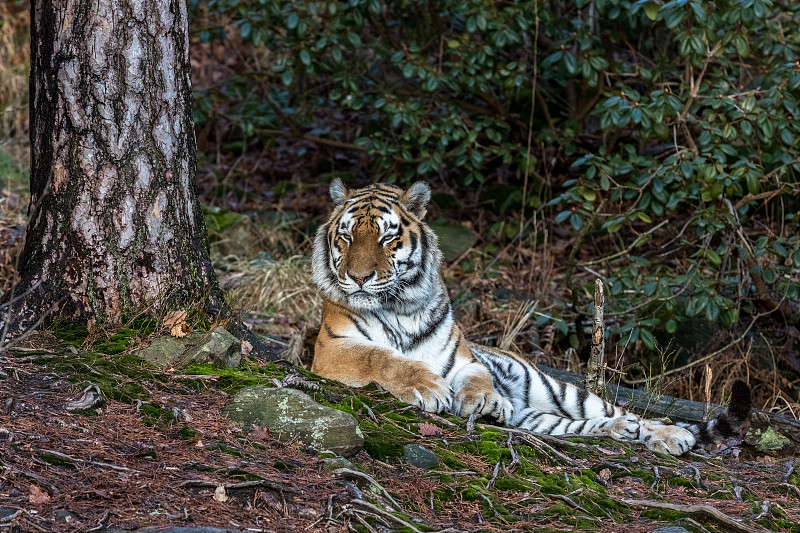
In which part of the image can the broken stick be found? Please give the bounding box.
[585,278,605,397]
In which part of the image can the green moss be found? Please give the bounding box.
[178,426,199,440]
[61,352,155,404]
[71,408,99,417]
[669,476,697,489]
[439,450,467,469]
[642,509,686,521]
[223,468,263,481]
[494,475,531,492]
[93,328,135,355]
[205,443,244,457]
[543,502,572,516]
[204,206,249,233]
[51,322,89,346]
[139,402,173,427]
[38,452,76,468]
[362,422,406,460]
[475,439,510,464]
[182,362,287,393]
[273,460,297,473]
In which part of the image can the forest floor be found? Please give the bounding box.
[1,330,799,533]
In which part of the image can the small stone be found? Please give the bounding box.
[224,387,364,457]
[0,508,19,520]
[651,527,691,533]
[136,328,240,369]
[321,456,355,472]
[54,510,81,524]
[404,443,440,469]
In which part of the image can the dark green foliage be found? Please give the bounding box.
[192,0,799,357]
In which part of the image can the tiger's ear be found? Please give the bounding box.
[401,181,431,219]
[330,178,349,205]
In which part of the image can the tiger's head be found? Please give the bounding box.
[312,179,443,311]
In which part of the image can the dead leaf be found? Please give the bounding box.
[164,310,188,328]
[170,322,191,338]
[93,488,112,499]
[418,422,445,437]
[29,485,50,504]
[213,484,228,502]
[241,340,253,356]
[195,439,205,447]
[597,468,612,485]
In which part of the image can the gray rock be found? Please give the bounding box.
[404,443,440,468]
[137,328,240,369]
[321,456,355,472]
[0,507,19,520]
[54,510,81,524]
[651,527,691,533]
[224,387,364,457]
[429,222,479,262]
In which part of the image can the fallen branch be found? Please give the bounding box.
[350,499,458,533]
[180,479,299,494]
[585,278,605,397]
[478,424,577,466]
[0,458,59,493]
[622,499,770,533]
[549,493,593,517]
[332,468,402,512]
[35,449,139,473]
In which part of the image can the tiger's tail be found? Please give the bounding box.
[677,380,752,446]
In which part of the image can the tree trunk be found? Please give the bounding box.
[1,0,220,337]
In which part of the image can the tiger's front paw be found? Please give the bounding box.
[389,365,453,413]
[452,387,513,424]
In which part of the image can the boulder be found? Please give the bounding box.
[404,443,440,468]
[137,328,241,369]
[429,222,479,262]
[224,387,363,457]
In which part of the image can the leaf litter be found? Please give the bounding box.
[1,340,799,532]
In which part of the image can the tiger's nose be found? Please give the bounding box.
[348,271,376,286]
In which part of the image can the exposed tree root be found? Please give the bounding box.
[623,499,771,533]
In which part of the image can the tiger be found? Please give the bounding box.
[311,180,752,455]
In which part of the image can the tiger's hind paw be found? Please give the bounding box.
[642,421,696,455]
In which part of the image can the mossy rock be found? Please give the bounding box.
[429,221,479,262]
[224,386,364,457]
[136,328,240,369]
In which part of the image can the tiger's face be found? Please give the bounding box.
[312,180,442,311]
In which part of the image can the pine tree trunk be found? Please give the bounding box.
[1,0,221,337]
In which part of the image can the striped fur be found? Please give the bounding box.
[311,180,752,455]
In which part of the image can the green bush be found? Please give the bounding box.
[192,0,800,357]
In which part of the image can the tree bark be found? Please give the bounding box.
[1,0,220,337]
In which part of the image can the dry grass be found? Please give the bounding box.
[0,2,29,145]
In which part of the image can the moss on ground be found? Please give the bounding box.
[21,328,792,531]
